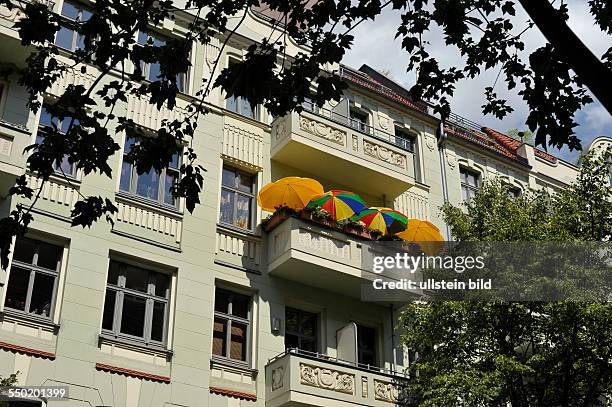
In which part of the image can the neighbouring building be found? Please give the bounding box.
[0,3,583,407]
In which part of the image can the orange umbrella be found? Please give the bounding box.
[257,177,324,212]
[396,219,445,255]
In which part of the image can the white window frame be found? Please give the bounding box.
[0,235,68,326]
[36,103,79,178]
[285,307,318,353]
[224,57,259,120]
[460,166,481,202]
[55,0,92,52]
[212,286,252,366]
[118,134,182,209]
[219,165,257,231]
[101,260,172,348]
[134,29,189,94]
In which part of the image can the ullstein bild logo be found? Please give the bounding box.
[372,278,492,291]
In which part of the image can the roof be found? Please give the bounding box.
[339,64,558,165]
[338,65,430,116]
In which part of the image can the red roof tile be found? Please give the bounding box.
[482,127,557,164]
[339,67,430,115]
[0,341,55,359]
[210,386,257,401]
[95,363,171,383]
[339,64,559,165]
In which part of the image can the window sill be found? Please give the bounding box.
[115,191,182,217]
[217,223,260,239]
[211,356,258,376]
[99,333,172,358]
[222,108,270,130]
[26,170,80,187]
[0,308,60,332]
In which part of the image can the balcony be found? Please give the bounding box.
[265,349,408,407]
[0,120,28,197]
[271,104,415,198]
[266,215,421,299]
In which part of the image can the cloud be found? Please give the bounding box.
[343,1,611,161]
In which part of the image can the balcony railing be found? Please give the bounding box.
[269,348,407,378]
[301,100,415,153]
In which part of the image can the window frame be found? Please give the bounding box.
[36,104,78,178]
[349,107,370,134]
[219,165,257,231]
[3,237,63,321]
[0,81,7,116]
[55,0,92,52]
[134,30,189,94]
[393,126,416,153]
[224,58,258,120]
[460,167,481,202]
[284,307,318,353]
[119,135,182,208]
[101,260,171,347]
[212,287,252,366]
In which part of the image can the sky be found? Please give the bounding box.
[342,1,611,163]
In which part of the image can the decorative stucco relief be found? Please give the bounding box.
[299,116,346,146]
[446,153,457,169]
[363,139,407,169]
[274,116,289,141]
[425,135,436,151]
[378,113,390,130]
[271,367,284,391]
[300,363,354,395]
[373,380,400,403]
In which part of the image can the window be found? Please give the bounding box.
[507,186,521,199]
[119,136,181,207]
[55,1,92,51]
[135,31,188,93]
[225,60,256,119]
[394,126,416,153]
[460,167,480,202]
[212,288,251,363]
[102,261,171,345]
[285,307,317,352]
[349,108,369,133]
[36,105,77,176]
[219,166,255,230]
[4,237,63,319]
[357,324,377,367]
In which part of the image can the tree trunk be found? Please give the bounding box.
[517,0,612,114]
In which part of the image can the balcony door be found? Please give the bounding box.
[285,307,317,353]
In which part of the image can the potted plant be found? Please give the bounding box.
[337,219,370,239]
[262,206,297,232]
[300,206,336,229]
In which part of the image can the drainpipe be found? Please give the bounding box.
[437,122,452,240]
[390,303,396,373]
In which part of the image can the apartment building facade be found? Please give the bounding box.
[0,2,582,407]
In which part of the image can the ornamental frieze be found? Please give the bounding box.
[373,379,400,403]
[299,116,346,146]
[299,363,354,395]
[363,139,407,169]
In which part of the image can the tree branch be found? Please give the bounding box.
[517,0,612,114]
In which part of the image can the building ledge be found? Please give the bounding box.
[209,386,257,401]
[95,362,171,383]
[0,341,56,359]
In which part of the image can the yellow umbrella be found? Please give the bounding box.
[257,177,324,212]
[396,219,445,255]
